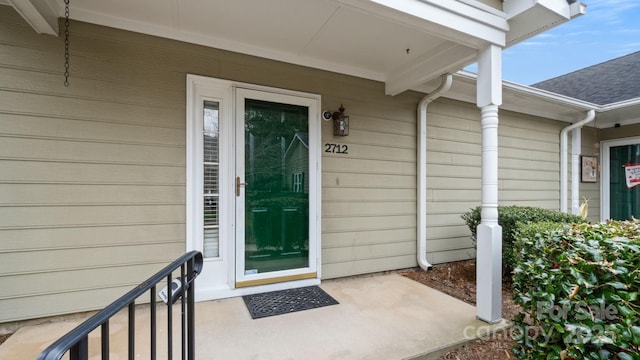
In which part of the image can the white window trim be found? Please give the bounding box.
[186,76,233,257]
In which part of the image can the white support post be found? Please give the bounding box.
[476,44,503,324]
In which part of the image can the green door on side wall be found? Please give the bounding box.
[609,144,640,220]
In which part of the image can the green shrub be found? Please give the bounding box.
[512,220,640,359]
[461,206,587,275]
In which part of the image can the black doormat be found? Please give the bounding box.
[242,286,339,319]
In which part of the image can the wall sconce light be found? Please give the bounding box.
[332,105,349,136]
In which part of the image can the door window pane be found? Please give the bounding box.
[244,99,309,274]
[203,101,220,258]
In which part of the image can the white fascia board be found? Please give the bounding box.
[457,0,505,17]
[68,6,387,83]
[442,71,640,128]
[570,2,587,18]
[8,0,59,35]
[504,0,586,47]
[453,70,597,109]
[597,98,640,128]
[342,0,508,48]
[600,97,640,112]
[504,0,568,19]
[501,79,597,110]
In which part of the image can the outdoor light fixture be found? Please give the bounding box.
[332,105,349,136]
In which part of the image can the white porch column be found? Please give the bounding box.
[476,44,503,323]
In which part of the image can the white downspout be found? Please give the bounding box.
[417,73,453,270]
[560,109,595,213]
[571,128,582,215]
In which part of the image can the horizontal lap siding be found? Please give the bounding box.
[578,129,600,222]
[0,5,426,320]
[425,100,480,264]
[321,95,420,278]
[0,8,188,322]
[425,99,566,264]
[0,4,573,321]
[498,109,564,211]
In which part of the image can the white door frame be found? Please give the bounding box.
[600,136,640,221]
[186,75,322,300]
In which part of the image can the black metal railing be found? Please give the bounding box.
[37,251,203,360]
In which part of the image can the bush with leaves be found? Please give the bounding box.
[512,220,640,359]
[461,206,587,276]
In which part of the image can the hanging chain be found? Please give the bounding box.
[63,0,70,87]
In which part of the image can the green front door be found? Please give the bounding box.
[235,88,318,287]
[609,143,640,220]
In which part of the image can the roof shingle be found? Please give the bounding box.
[531,50,640,105]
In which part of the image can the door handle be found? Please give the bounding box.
[236,176,248,197]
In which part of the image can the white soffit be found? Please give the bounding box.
[7,0,513,94]
[504,0,586,46]
[7,0,58,35]
[350,0,508,47]
[10,0,583,96]
[597,100,640,128]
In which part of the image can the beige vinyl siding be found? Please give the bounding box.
[499,111,565,209]
[425,99,480,264]
[320,95,420,279]
[579,129,600,222]
[553,125,600,222]
[0,8,187,322]
[0,5,425,321]
[424,99,567,264]
[600,124,640,141]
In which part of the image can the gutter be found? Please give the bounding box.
[560,109,595,214]
[600,97,640,111]
[454,70,600,113]
[417,73,453,271]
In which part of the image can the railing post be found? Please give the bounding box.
[181,264,187,360]
[150,286,157,360]
[69,335,88,360]
[101,322,110,359]
[187,257,196,360]
[128,302,135,360]
[36,251,202,360]
[167,274,173,360]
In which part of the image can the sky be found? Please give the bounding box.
[467,0,640,85]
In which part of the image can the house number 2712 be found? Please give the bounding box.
[324,143,348,154]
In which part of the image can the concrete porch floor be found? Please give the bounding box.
[0,274,508,359]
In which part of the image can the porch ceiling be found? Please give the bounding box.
[56,0,497,95]
[5,0,582,96]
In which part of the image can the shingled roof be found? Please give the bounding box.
[531,50,640,105]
